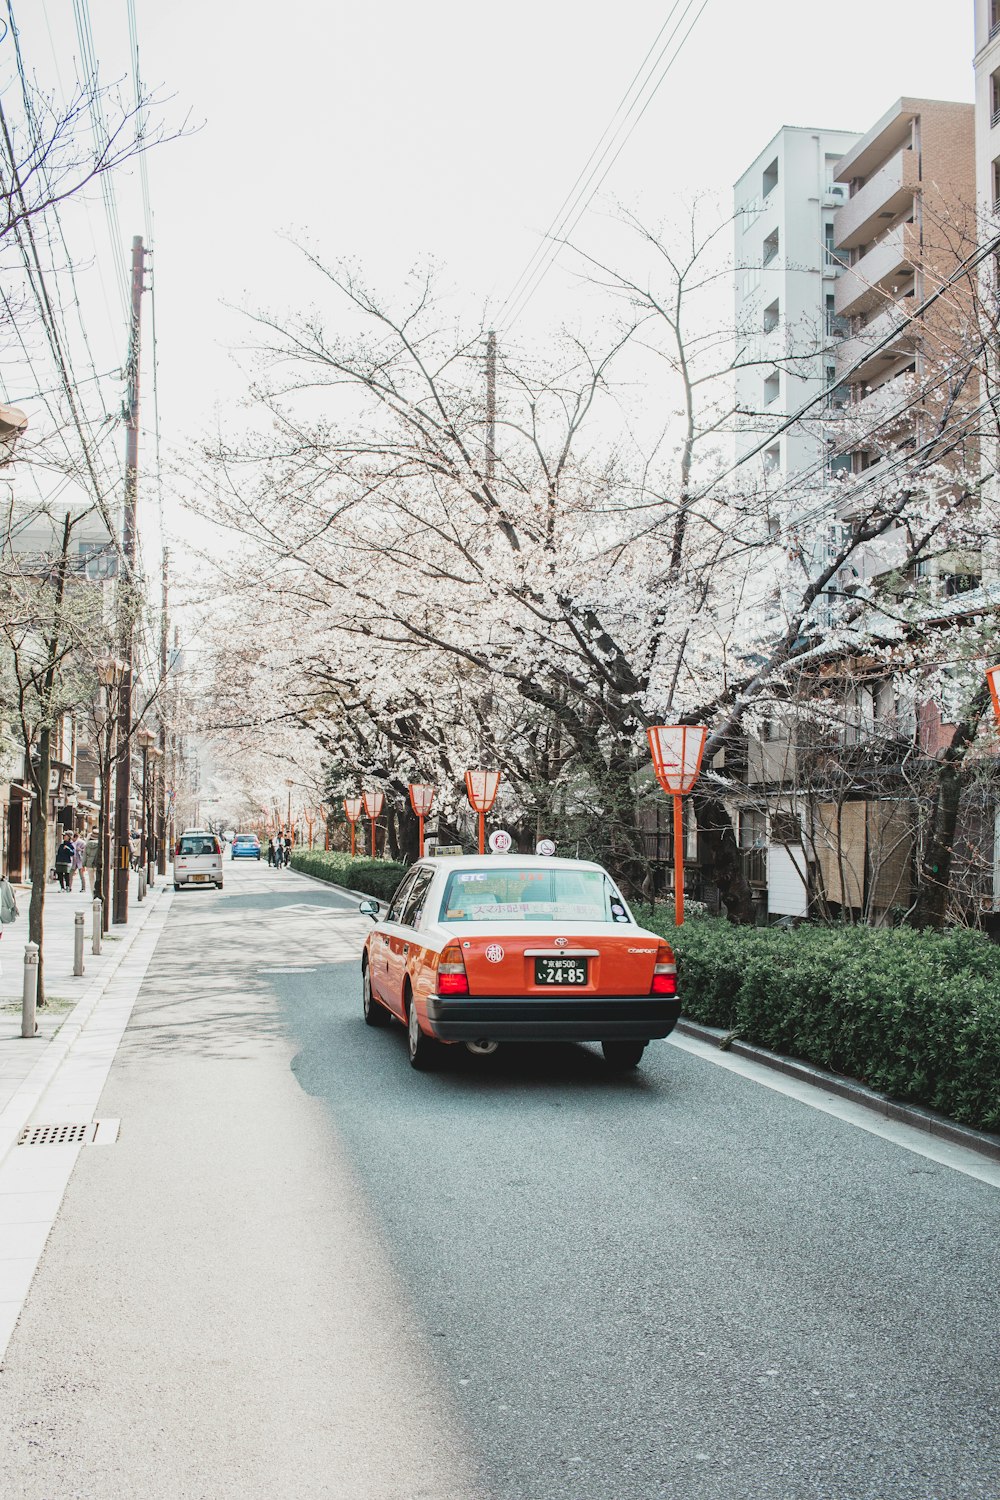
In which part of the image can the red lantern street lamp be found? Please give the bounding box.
[988,664,1000,729]
[647,725,708,927]
[409,783,436,858]
[362,788,384,859]
[465,768,501,855]
[344,796,363,858]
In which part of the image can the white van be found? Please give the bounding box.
[173,832,224,891]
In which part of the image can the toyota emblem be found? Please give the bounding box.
[554,937,569,947]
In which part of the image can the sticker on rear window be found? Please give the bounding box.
[456,873,488,882]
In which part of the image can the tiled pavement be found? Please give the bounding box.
[0,878,172,1359]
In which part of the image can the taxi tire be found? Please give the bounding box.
[362,961,389,1027]
[602,1040,646,1069]
[407,993,440,1071]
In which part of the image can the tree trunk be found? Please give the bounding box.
[911,687,989,930]
[693,792,756,924]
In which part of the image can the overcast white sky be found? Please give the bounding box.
[1,0,977,561]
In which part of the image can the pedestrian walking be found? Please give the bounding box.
[83,832,100,892]
[72,832,86,891]
[267,838,276,867]
[55,835,75,891]
[283,838,292,867]
[274,835,284,869]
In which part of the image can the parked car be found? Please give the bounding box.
[359,854,679,1071]
[231,834,262,860]
[173,832,223,891]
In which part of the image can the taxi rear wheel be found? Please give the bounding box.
[407,993,440,1071]
[362,962,389,1027]
[602,1040,646,1069]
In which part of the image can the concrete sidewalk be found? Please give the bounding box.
[0,873,167,1155]
[0,879,173,1360]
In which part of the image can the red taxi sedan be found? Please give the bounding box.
[359,855,679,1071]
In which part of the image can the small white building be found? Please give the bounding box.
[733,125,861,494]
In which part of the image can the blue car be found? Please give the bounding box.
[231,834,261,860]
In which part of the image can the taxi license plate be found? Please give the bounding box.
[534,957,587,986]
[192,874,208,882]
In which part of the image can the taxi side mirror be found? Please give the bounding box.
[359,899,380,918]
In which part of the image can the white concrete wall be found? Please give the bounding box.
[733,126,860,495]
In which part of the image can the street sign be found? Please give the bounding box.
[488,829,512,854]
[427,844,463,857]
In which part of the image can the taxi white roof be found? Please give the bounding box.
[419,854,606,874]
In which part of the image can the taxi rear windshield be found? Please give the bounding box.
[439,868,630,923]
[178,836,219,856]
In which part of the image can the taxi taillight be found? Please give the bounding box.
[437,944,469,997]
[651,943,677,996]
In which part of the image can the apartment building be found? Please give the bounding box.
[733,125,860,491]
[974,0,1000,221]
[974,2,1000,588]
[832,98,976,491]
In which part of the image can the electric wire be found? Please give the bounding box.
[499,0,710,331]
[495,0,687,329]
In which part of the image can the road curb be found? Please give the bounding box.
[0,888,172,1169]
[674,1017,1000,1165]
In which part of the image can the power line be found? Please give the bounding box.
[498,0,710,331]
[495,1,687,328]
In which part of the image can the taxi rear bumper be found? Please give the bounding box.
[425,992,681,1042]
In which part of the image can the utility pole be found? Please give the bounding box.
[157,547,169,875]
[112,235,146,924]
[485,329,496,488]
[481,330,497,762]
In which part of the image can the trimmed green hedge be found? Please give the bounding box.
[290,849,409,903]
[633,909,1000,1134]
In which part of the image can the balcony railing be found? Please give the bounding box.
[826,312,849,337]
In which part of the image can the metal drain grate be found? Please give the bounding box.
[17,1121,97,1147]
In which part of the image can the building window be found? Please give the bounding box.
[992,70,1000,128]
[993,158,1000,214]
[762,228,779,267]
[763,443,780,473]
[764,370,780,405]
[763,298,780,333]
[825,292,847,338]
[823,221,840,270]
[762,158,778,199]
[739,809,767,887]
[993,0,1000,40]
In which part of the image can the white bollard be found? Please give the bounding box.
[21,941,38,1038]
[74,910,85,977]
[137,868,145,903]
[147,859,156,889]
[92,897,103,956]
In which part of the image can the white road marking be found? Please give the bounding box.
[668,1031,1000,1189]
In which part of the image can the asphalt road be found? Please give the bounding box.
[1,860,998,1499]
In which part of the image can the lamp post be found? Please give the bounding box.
[647,725,708,927]
[95,655,126,932]
[409,783,436,858]
[465,769,501,855]
[344,796,362,857]
[284,777,294,840]
[146,744,162,882]
[136,725,155,874]
[362,788,384,859]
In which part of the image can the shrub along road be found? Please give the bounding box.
[0,861,998,1499]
